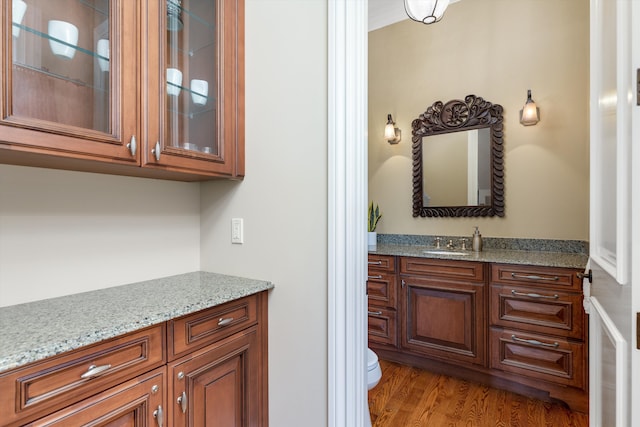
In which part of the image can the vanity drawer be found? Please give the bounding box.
[168,294,257,360]
[368,254,396,273]
[367,273,397,309]
[490,284,584,339]
[368,307,397,347]
[491,264,582,291]
[400,257,485,282]
[490,327,585,389]
[0,324,165,427]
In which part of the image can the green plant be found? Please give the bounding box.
[368,201,382,232]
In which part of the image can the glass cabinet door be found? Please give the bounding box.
[144,0,242,177]
[2,0,137,162]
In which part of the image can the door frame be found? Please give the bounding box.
[327,1,369,426]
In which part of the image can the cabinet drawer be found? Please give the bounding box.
[368,254,395,273]
[0,324,165,427]
[169,295,257,360]
[367,307,397,347]
[367,273,397,309]
[490,327,585,389]
[490,284,584,339]
[400,257,485,282]
[491,264,582,291]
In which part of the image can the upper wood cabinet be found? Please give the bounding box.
[0,0,244,181]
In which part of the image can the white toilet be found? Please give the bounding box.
[366,347,382,426]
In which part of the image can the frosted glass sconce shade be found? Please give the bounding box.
[385,114,401,144]
[519,89,540,126]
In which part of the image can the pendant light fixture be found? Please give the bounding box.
[404,0,451,25]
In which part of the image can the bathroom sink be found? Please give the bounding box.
[422,250,470,256]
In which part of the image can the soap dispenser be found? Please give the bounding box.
[472,226,483,252]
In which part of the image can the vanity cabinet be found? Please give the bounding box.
[489,264,587,390]
[367,254,398,348]
[0,0,244,181]
[399,257,486,367]
[368,254,588,412]
[0,292,268,427]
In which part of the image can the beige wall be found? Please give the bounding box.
[369,0,590,240]
[0,0,328,425]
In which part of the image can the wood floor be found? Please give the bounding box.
[368,359,588,427]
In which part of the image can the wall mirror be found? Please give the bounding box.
[412,94,505,217]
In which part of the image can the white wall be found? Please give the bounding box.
[0,164,201,306]
[200,1,328,425]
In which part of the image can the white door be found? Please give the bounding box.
[588,0,640,426]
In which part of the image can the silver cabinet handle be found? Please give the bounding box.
[401,279,406,288]
[153,405,164,427]
[511,290,559,300]
[368,261,382,265]
[368,310,383,316]
[80,364,111,379]
[127,135,137,156]
[511,334,559,348]
[511,273,559,281]
[367,275,382,280]
[218,317,234,326]
[152,141,161,161]
[177,391,187,413]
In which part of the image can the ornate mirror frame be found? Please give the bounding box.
[412,94,505,217]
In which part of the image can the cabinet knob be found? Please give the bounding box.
[127,135,137,156]
[152,141,161,161]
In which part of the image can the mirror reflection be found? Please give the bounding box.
[422,128,492,207]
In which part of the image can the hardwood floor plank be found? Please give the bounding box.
[368,360,588,427]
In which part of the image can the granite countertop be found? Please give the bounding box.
[0,271,274,373]
[370,243,588,269]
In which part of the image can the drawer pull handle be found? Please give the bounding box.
[177,391,188,413]
[80,364,111,379]
[511,273,559,281]
[218,317,234,326]
[368,261,383,265]
[368,310,383,316]
[511,335,559,348]
[511,290,559,300]
[368,275,382,280]
[153,405,164,427]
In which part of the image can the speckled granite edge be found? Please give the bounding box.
[0,271,274,373]
[378,234,589,254]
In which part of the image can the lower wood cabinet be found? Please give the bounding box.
[368,254,588,413]
[0,292,268,427]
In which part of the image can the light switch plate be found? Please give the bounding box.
[231,218,243,244]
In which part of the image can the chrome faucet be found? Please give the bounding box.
[446,239,455,249]
[435,237,442,249]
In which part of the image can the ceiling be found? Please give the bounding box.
[369,0,462,32]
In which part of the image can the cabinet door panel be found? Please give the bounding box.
[401,276,485,367]
[168,328,260,427]
[143,0,244,177]
[1,0,138,162]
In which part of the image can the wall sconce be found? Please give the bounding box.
[385,114,401,144]
[519,89,540,126]
[404,0,450,25]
